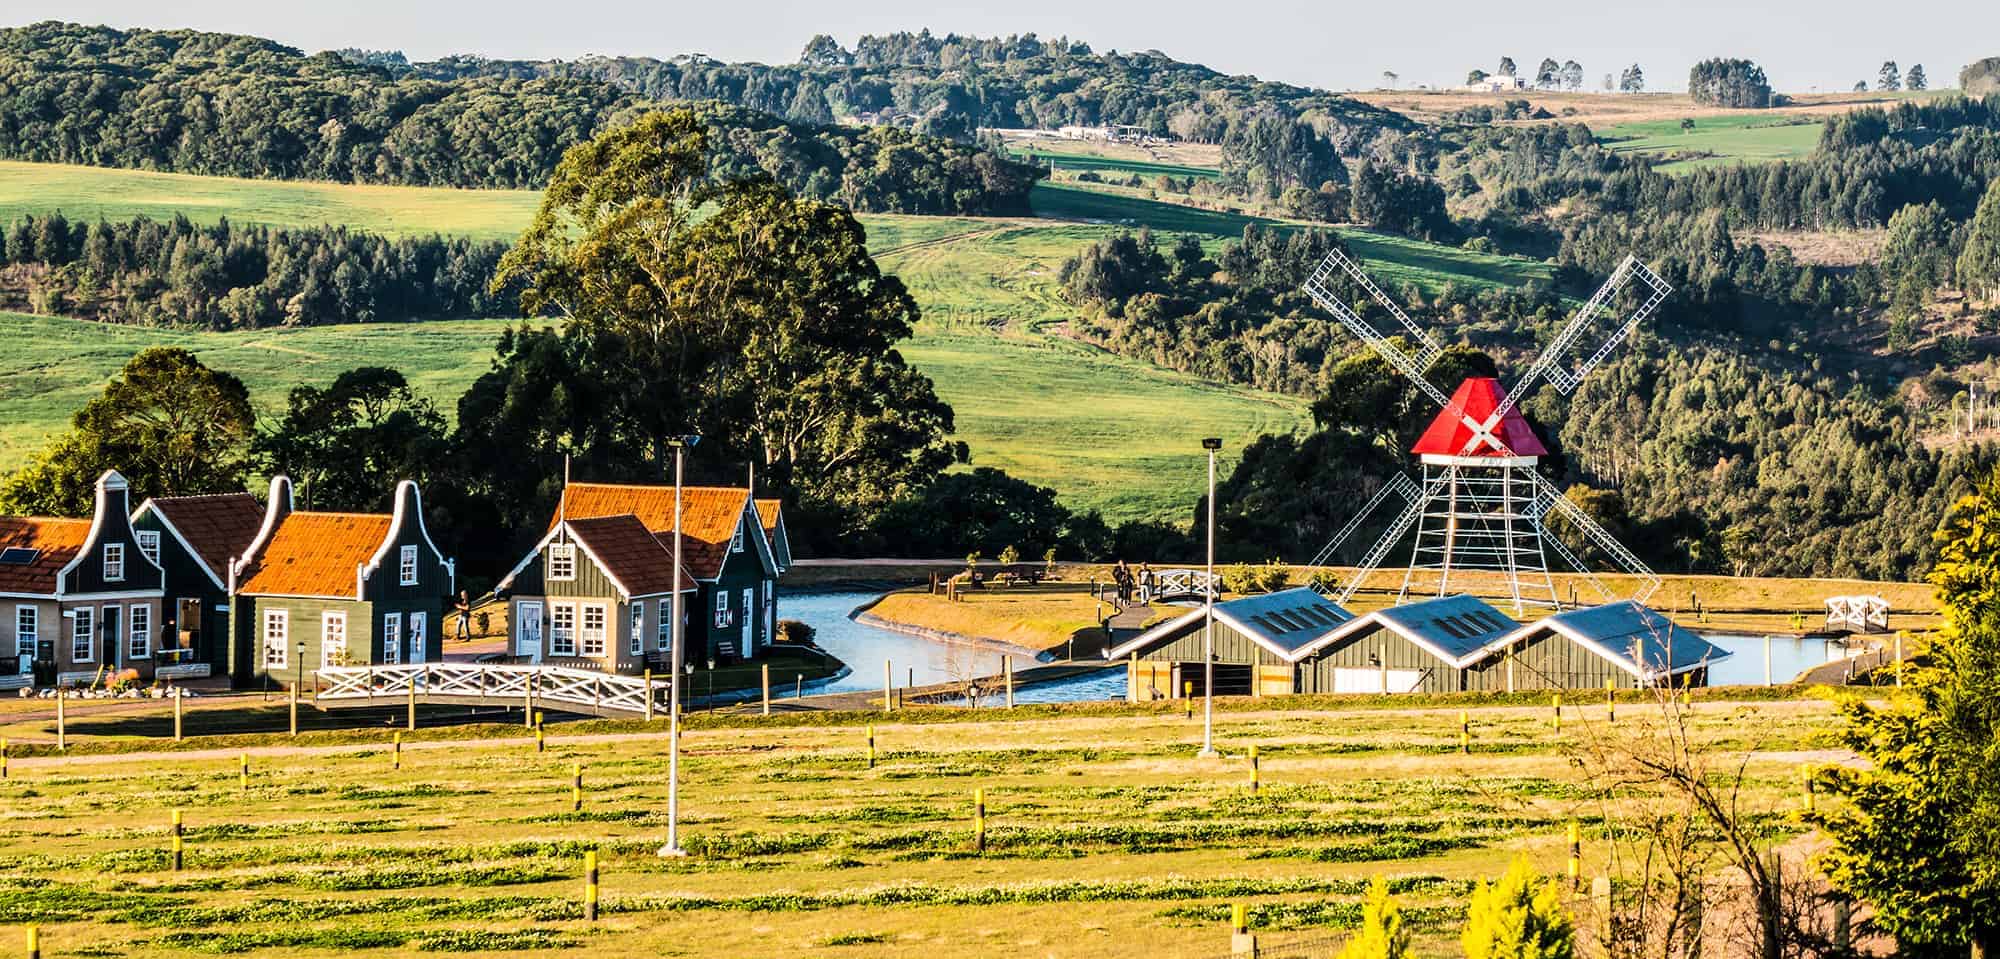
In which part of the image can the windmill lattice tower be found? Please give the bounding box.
[1302,250,1672,614]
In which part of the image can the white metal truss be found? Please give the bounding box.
[1308,473,1422,570]
[1334,472,1450,606]
[1490,254,1672,422]
[1304,248,1450,407]
[1397,461,1558,614]
[1526,472,1662,605]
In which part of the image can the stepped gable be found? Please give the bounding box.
[1411,376,1548,458]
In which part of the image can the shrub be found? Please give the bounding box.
[1336,877,1413,959]
[1460,858,1575,959]
[776,619,816,644]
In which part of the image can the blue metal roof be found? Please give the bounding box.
[1533,601,1730,676]
[1215,587,1356,653]
[1372,595,1519,659]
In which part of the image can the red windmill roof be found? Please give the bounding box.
[1411,377,1548,458]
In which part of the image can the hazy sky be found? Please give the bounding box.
[12,0,1997,94]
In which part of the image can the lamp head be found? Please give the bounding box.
[1201,437,1223,451]
[667,434,701,449]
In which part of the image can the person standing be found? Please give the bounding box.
[453,590,472,642]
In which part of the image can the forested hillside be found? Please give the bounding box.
[0,22,1041,215]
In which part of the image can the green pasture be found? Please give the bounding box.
[1594,113,1825,171]
[1014,150,1221,179]
[0,690,1829,958]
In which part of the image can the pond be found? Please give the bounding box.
[1702,633,1850,686]
[784,591,1127,702]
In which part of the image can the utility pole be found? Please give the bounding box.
[659,434,699,858]
[1199,437,1222,758]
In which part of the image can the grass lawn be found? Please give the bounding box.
[0,160,541,242]
[1013,150,1222,179]
[867,586,1107,654]
[0,688,1840,957]
[1594,114,1826,172]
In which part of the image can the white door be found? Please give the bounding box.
[1332,667,1424,694]
[740,588,754,655]
[407,612,427,664]
[382,613,402,665]
[516,602,543,660]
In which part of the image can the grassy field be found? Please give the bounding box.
[0,160,540,242]
[1014,151,1222,179]
[1594,114,1827,171]
[0,687,1838,958]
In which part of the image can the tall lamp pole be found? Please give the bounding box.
[1199,437,1222,758]
[660,434,699,857]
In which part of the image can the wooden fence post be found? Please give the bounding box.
[883,659,893,713]
[643,669,654,721]
[406,680,416,732]
[55,692,65,752]
[523,673,534,728]
[173,687,184,741]
[1004,655,1014,709]
[289,682,299,737]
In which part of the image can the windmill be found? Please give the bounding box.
[1302,249,1671,613]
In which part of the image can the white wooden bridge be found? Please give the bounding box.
[1141,568,1221,603]
[314,663,664,719]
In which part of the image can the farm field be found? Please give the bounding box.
[1013,150,1221,179]
[1349,87,1946,129]
[1594,113,1828,171]
[0,690,1836,958]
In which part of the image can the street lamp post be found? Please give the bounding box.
[660,434,699,858]
[1199,437,1221,758]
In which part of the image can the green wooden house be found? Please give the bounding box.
[130,490,265,682]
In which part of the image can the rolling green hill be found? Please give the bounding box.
[1594,114,1825,172]
[0,161,1556,523]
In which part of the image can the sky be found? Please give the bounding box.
[11,0,1998,94]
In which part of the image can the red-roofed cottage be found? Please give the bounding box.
[498,482,782,673]
[131,490,265,683]
[226,477,455,687]
[1,471,166,688]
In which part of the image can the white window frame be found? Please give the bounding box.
[382,613,402,665]
[580,604,607,657]
[629,604,643,656]
[322,611,347,665]
[730,522,744,553]
[549,602,576,656]
[103,543,125,582]
[262,609,288,670]
[16,605,38,661]
[714,589,731,627]
[547,543,577,582]
[127,604,151,660]
[136,530,161,566]
[657,598,673,650]
[408,611,427,664]
[399,545,419,586]
[70,606,94,663]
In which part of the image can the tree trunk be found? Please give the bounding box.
[1972,928,1995,959]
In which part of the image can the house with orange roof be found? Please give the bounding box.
[755,499,793,574]
[226,477,455,687]
[131,490,265,683]
[1,471,165,689]
[498,482,782,672]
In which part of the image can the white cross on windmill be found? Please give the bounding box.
[1301,249,1672,613]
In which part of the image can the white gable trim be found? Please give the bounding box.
[56,470,160,597]
[1277,612,1474,667]
[130,499,227,592]
[1101,606,1206,659]
[360,481,454,599]
[230,475,294,592]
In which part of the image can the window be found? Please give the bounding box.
[69,607,94,662]
[550,603,576,656]
[729,522,744,553]
[262,609,287,669]
[580,604,607,656]
[407,612,427,663]
[547,543,576,581]
[657,599,673,651]
[136,530,161,566]
[103,543,125,582]
[382,614,402,665]
[16,606,38,661]
[128,604,151,660]
[714,590,730,626]
[322,611,347,665]
[399,545,419,586]
[629,604,644,656]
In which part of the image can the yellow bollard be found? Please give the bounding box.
[1,737,7,779]
[238,753,249,791]
[1605,678,1616,724]
[26,925,39,959]
[1801,766,1816,813]
[582,850,599,921]
[1459,711,1470,754]
[973,787,986,852]
[170,809,185,871]
[536,724,545,754]
[866,724,876,769]
[1248,745,1260,793]
[1183,680,1193,720]
[1552,694,1562,735]
[1566,820,1580,889]
[392,732,402,771]
[572,763,583,813]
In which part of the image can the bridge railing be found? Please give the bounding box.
[1145,568,1220,602]
[315,663,661,716]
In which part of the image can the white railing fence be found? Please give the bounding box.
[315,663,661,716]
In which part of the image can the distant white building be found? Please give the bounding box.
[1461,76,1528,93]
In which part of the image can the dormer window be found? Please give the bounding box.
[399,545,419,586]
[136,531,160,566]
[103,543,125,582]
[548,543,577,581]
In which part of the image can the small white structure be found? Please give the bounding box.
[1825,595,1890,634]
[1461,76,1528,93]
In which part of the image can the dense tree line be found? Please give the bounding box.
[1687,58,1775,108]
[0,22,1041,215]
[0,213,510,328]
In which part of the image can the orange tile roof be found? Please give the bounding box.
[755,499,781,539]
[554,484,752,581]
[0,516,90,595]
[147,493,264,580]
[567,515,698,596]
[237,511,392,598]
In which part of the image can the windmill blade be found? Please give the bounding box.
[1527,473,1662,605]
[1491,254,1672,422]
[1336,472,1450,605]
[1308,472,1422,570]
[1304,248,1451,408]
